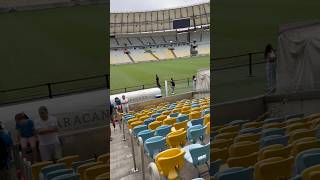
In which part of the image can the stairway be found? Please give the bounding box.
[169,49,177,59]
[126,53,135,63]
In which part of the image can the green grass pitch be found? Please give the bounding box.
[110,56,210,94]
[0,5,108,90]
[212,0,320,103]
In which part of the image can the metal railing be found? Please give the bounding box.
[211,51,266,76]
[0,74,109,105]
[110,77,195,95]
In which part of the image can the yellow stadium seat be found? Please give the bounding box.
[229,141,260,157]
[302,164,320,180]
[129,121,143,129]
[234,133,261,143]
[139,115,149,121]
[204,114,210,125]
[291,137,320,156]
[218,125,241,134]
[148,121,162,130]
[258,144,291,160]
[215,132,238,140]
[288,129,316,144]
[97,154,109,164]
[191,107,201,112]
[189,111,201,120]
[254,157,294,180]
[171,108,181,113]
[212,139,234,149]
[242,121,263,129]
[57,155,80,169]
[31,161,53,180]
[156,115,167,122]
[286,122,311,134]
[162,111,171,116]
[163,118,176,126]
[84,164,108,180]
[227,152,258,168]
[205,122,210,135]
[262,122,285,129]
[180,110,191,115]
[166,129,187,148]
[78,162,103,180]
[155,148,185,180]
[172,120,188,131]
[95,172,109,180]
[211,148,228,162]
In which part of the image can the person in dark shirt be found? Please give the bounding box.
[170,78,175,95]
[156,74,161,88]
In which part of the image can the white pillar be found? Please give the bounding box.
[165,80,168,97]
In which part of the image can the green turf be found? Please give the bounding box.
[212,0,320,103]
[110,56,210,94]
[0,5,108,90]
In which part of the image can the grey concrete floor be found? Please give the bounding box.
[110,121,210,180]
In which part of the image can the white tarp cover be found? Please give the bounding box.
[277,21,320,94]
[196,68,210,92]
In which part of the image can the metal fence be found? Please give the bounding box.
[0,74,109,105]
[211,51,266,75]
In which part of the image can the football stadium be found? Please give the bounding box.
[109,0,211,179]
[0,1,109,180]
[210,0,320,179]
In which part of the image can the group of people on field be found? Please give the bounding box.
[0,106,61,178]
[155,74,197,94]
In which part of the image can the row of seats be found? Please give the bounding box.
[110,30,210,48]
[110,43,210,64]
[31,154,109,180]
[123,97,211,179]
[210,112,320,180]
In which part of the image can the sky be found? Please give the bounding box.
[110,0,209,13]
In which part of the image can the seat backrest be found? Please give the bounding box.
[155,148,185,180]
[190,117,204,126]
[155,125,172,137]
[254,157,294,180]
[132,125,148,136]
[32,161,53,180]
[215,167,254,180]
[302,164,320,180]
[262,128,285,138]
[229,141,259,157]
[188,126,206,143]
[227,152,258,168]
[189,143,210,165]
[234,133,261,143]
[137,130,154,142]
[177,114,189,122]
[148,121,162,130]
[295,148,320,175]
[51,174,80,180]
[173,120,188,131]
[239,127,262,135]
[41,163,67,178]
[163,118,176,126]
[47,169,73,180]
[260,135,289,148]
[77,162,103,180]
[72,158,95,172]
[97,154,109,164]
[144,136,166,159]
[218,125,240,134]
[84,164,108,180]
[166,129,187,148]
[144,118,155,126]
[57,155,80,169]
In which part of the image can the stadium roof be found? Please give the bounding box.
[110,0,210,13]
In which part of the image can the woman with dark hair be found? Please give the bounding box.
[265,44,277,92]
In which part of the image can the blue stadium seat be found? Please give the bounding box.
[51,174,79,180]
[177,114,189,122]
[138,130,154,142]
[41,163,67,180]
[214,167,254,180]
[260,135,289,148]
[294,148,320,175]
[262,128,285,138]
[47,169,73,180]
[132,125,148,137]
[239,127,262,135]
[144,118,156,126]
[264,117,285,124]
[188,117,204,128]
[210,159,223,176]
[183,143,210,177]
[144,136,166,159]
[187,125,206,144]
[155,125,172,137]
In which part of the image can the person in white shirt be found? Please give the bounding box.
[121,95,129,114]
[265,44,277,92]
[35,106,61,161]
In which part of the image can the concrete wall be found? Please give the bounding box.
[0,89,109,159]
[265,90,320,117]
[212,95,266,126]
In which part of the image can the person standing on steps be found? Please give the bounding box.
[170,78,175,95]
[192,75,197,91]
[264,44,277,93]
